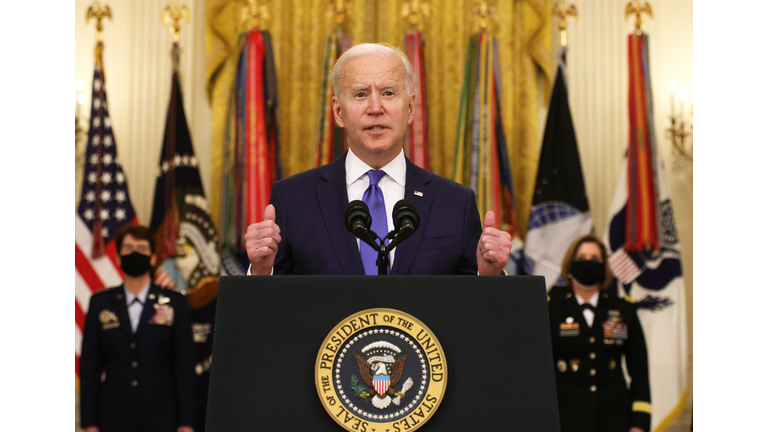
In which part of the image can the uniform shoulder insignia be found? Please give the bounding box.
[92,286,119,297]
[622,295,636,304]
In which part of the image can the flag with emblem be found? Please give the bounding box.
[523,48,592,290]
[149,45,221,432]
[75,43,138,390]
[315,27,351,167]
[453,33,523,257]
[603,33,688,432]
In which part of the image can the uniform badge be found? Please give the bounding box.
[149,304,175,326]
[158,294,170,305]
[315,309,446,432]
[99,310,119,330]
[559,317,580,337]
[602,310,627,344]
[557,360,567,372]
[570,359,580,372]
[608,359,617,370]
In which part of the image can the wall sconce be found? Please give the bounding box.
[76,80,88,161]
[666,81,692,165]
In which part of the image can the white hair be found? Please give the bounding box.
[331,43,414,97]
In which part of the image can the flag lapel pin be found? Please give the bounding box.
[414,191,423,197]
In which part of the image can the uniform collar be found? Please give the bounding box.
[124,282,150,306]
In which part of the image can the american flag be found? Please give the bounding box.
[75,62,138,389]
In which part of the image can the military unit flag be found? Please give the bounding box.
[404,30,430,170]
[315,27,352,167]
[75,46,138,389]
[604,33,688,432]
[453,33,521,246]
[523,48,592,290]
[219,28,281,274]
[149,48,222,432]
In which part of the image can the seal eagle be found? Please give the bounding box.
[354,351,409,409]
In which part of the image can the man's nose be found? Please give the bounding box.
[367,94,383,114]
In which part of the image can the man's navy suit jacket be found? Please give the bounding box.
[270,153,483,275]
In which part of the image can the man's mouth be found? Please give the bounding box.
[367,126,385,131]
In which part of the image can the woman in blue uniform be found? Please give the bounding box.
[548,234,651,432]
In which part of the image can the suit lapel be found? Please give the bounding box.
[391,159,433,275]
[317,154,365,275]
[112,286,134,341]
[135,284,160,338]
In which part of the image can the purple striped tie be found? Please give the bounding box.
[361,170,389,275]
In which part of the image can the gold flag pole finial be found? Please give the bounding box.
[625,0,652,34]
[86,1,112,44]
[328,0,350,29]
[163,1,190,44]
[553,1,578,47]
[472,1,497,34]
[241,0,269,32]
[401,0,431,32]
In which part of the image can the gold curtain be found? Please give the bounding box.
[206,0,551,237]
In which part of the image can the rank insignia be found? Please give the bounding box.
[149,304,174,326]
[557,360,567,372]
[99,310,119,330]
[158,294,170,305]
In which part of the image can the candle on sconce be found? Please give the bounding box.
[667,81,676,119]
[75,80,85,118]
[677,88,686,121]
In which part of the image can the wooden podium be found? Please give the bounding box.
[205,275,560,431]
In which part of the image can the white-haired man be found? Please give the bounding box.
[244,43,512,276]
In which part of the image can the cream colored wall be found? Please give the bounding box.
[75,0,211,224]
[557,0,693,417]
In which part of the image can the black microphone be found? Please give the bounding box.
[345,200,378,249]
[390,199,419,246]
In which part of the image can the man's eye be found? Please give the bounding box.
[355,92,365,98]
[384,91,395,96]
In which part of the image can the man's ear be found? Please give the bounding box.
[407,92,416,125]
[331,96,345,128]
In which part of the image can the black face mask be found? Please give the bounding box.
[569,260,606,287]
[120,252,152,277]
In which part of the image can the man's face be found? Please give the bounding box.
[332,53,415,169]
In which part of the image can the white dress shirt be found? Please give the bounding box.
[124,282,150,333]
[575,290,599,328]
[345,148,406,265]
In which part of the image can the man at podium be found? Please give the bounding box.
[243,43,512,277]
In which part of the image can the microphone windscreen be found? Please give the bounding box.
[345,200,372,233]
[393,199,419,231]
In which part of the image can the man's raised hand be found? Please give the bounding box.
[244,204,281,275]
[476,211,512,276]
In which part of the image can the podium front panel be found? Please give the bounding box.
[206,276,560,431]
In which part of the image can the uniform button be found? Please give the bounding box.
[589,352,596,359]
[589,336,595,343]
[131,380,138,387]
[130,343,136,349]
[132,361,138,368]
[590,385,597,392]
[590,369,596,376]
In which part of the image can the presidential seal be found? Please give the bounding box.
[315,309,446,432]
